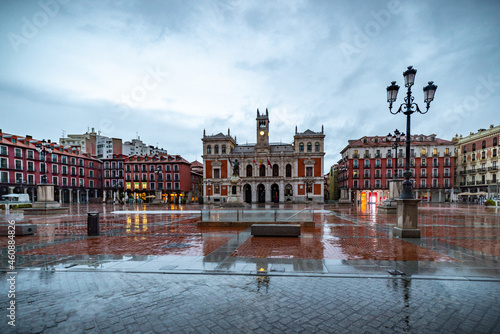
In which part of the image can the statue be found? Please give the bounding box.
[230,158,240,176]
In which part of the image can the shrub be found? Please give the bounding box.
[485,199,495,206]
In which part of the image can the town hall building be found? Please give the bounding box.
[202,109,325,204]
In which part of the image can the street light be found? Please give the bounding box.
[387,66,437,199]
[35,140,53,184]
[154,165,162,202]
[387,129,405,180]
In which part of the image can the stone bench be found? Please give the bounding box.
[0,224,37,236]
[251,224,301,237]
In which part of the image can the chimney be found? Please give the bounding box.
[26,135,32,139]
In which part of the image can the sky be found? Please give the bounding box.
[1,0,499,172]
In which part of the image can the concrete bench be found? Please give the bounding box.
[0,224,37,236]
[251,224,301,237]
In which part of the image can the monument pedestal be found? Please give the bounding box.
[338,188,352,204]
[224,176,245,207]
[393,199,420,238]
[24,184,69,215]
[148,190,164,205]
[378,180,403,212]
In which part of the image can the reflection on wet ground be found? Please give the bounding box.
[1,203,499,279]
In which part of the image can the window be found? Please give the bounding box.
[52,165,58,174]
[315,142,320,152]
[28,174,34,185]
[353,160,359,168]
[15,148,22,158]
[445,148,450,155]
[214,169,220,179]
[222,145,226,154]
[306,167,313,177]
[433,148,437,156]
[166,165,171,172]
[387,159,392,167]
[15,173,22,183]
[299,143,304,152]
[472,143,476,151]
[444,179,449,187]
[272,164,279,177]
[353,180,358,189]
[285,184,293,196]
[174,183,180,190]
[364,180,370,188]
[0,157,7,169]
[286,164,292,178]
[493,149,498,157]
[482,151,486,159]
[27,150,34,159]
[89,180,94,188]
[0,171,8,183]
[62,177,68,186]
[52,154,58,162]
[421,179,426,188]
[364,159,370,168]
[482,140,486,149]
[421,148,426,156]
[494,137,498,146]
[15,160,22,170]
[214,145,219,154]
[207,145,212,154]
[307,143,312,152]
[306,183,313,193]
[167,183,172,190]
[246,165,253,177]
[174,174,179,181]
[0,146,7,156]
[71,178,76,187]
[260,164,266,177]
[375,159,381,168]
[364,170,370,178]
[166,174,171,181]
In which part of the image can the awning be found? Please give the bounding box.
[457,192,472,196]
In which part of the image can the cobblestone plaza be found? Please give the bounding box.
[1,203,499,333]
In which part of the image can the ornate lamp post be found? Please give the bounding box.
[387,129,404,180]
[154,165,162,203]
[387,66,437,199]
[35,140,53,184]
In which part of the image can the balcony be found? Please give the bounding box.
[432,162,439,167]
[459,170,467,175]
[488,166,498,171]
[467,169,476,174]
[487,180,497,184]
[444,162,451,167]
[444,173,451,178]
[352,153,359,158]
[352,174,359,179]
[374,175,382,179]
[478,168,487,173]
[352,165,359,169]
[432,173,440,178]
[432,153,440,157]
[467,181,476,185]
[420,164,427,167]
[364,153,371,158]
[420,173,427,178]
[363,164,370,168]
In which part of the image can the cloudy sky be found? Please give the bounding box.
[1,0,499,171]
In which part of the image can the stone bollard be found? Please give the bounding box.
[87,212,100,236]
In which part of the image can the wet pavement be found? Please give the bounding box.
[1,203,500,333]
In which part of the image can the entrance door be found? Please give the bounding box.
[258,184,265,203]
[244,184,252,203]
[271,184,279,203]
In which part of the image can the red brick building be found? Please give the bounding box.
[338,134,455,204]
[123,154,193,204]
[0,130,102,203]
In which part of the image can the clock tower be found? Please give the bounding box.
[256,108,270,151]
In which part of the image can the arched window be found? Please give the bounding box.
[246,164,252,177]
[472,143,476,151]
[214,145,219,154]
[482,140,486,149]
[315,142,320,152]
[285,184,293,196]
[272,164,279,177]
[494,137,498,146]
[299,143,304,152]
[207,145,212,154]
[307,142,312,152]
[286,164,292,178]
[260,164,266,177]
[222,145,226,154]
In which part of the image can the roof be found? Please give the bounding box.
[191,160,203,167]
[0,131,101,161]
[125,154,191,164]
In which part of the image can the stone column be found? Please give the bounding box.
[86,189,89,203]
[103,190,106,203]
[279,181,284,203]
[69,190,73,203]
[59,189,62,203]
[439,190,442,202]
[77,190,80,204]
[393,199,421,238]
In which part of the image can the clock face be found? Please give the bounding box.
[260,130,265,136]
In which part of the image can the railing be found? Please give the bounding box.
[489,166,498,171]
[467,181,476,185]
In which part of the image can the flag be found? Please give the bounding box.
[267,159,272,168]
[254,160,258,165]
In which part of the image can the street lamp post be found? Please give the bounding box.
[387,66,437,199]
[387,129,404,180]
[154,165,162,203]
[35,140,53,184]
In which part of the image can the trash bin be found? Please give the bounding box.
[87,212,100,236]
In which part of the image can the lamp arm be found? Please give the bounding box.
[389,104,402,115]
